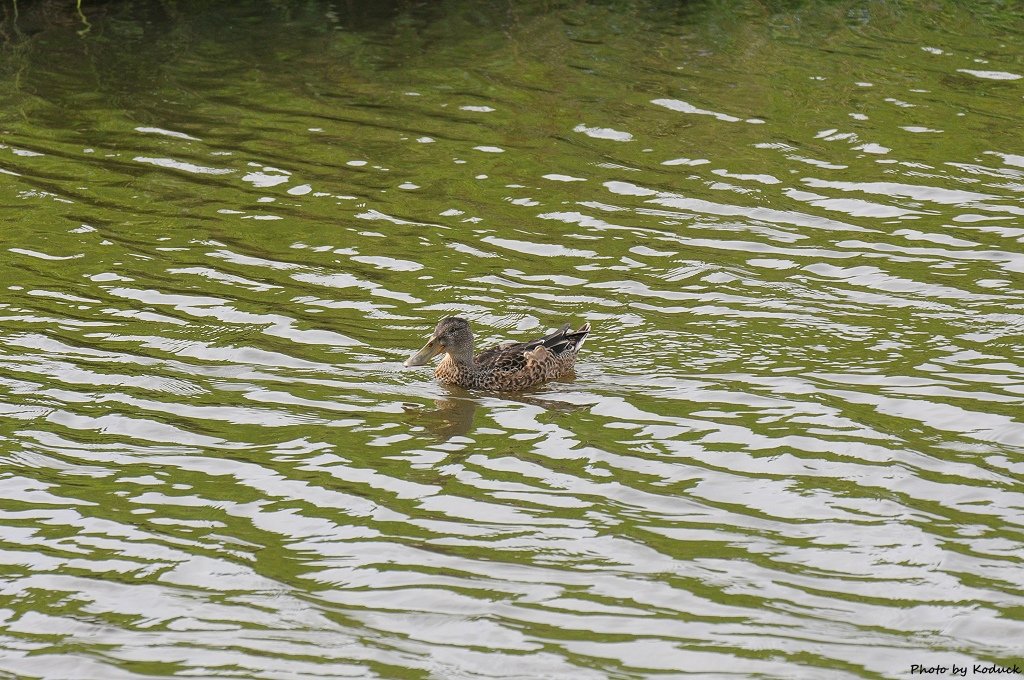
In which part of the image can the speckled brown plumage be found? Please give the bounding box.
[404,317,590,391]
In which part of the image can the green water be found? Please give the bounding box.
[1,1,1022,678]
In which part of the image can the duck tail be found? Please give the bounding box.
[543,321,590,356]
[569,322,590,352]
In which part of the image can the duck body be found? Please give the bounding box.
[405,317,590,391]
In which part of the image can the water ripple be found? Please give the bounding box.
[0,1,1022,678]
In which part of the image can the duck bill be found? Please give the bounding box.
[404,338,445,367]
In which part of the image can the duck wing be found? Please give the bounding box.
[474,322,590,371]
[536,322,590,357]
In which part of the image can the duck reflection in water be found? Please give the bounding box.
[405,380,587,442]
[404,316,590,391]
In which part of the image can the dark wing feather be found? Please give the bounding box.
[537,323,589,356]
[473,323,590,372]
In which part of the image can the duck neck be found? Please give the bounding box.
[446,341,475,368]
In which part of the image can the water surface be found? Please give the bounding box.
[1,1,1022,678]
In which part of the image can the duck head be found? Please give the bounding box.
[404,316,474,367]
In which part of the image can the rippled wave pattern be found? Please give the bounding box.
[1,1,1022,678]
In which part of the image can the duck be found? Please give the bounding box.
[404,316,590,391]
